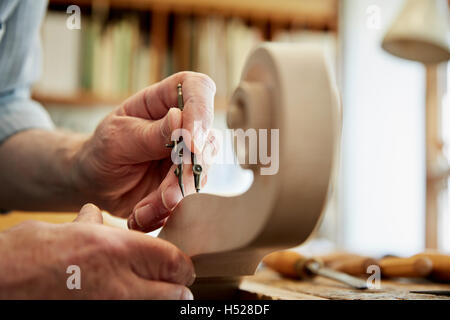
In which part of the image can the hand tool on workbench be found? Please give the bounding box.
[378,256,433,278]
[410,290,450,296]
[263,251,368,290]
[320,252,433,279]
[321,251,450,282]
[414,252,450,282]
[166,84,202,196]
[320,252,378,276]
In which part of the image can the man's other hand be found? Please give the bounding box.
[0,204,195,299]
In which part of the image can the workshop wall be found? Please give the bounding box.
[339,0,426,256]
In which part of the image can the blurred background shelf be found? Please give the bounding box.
[33,0,338,110]
[48,0,338,28]
[32,91,124,107]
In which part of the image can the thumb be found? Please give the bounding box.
[74,203,103,224]
[144,107,183,160]
[116,107,183,162]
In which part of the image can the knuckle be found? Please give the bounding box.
[193,73,216,94]
[98,115,122,148]
[91,233,126,257]
[81,203,99,213]
[111,282,131,299]
[177,71,216,94]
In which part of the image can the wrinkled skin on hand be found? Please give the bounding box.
[72,72,219,232]
[0,204,195,299]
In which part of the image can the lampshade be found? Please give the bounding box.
[382,0,450,63]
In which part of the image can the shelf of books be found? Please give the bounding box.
[33,0,338,108]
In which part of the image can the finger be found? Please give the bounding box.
[127,174,182,233]
[121,72,216,153]
[109,108,183,163]
[123,233,195,286]
[180,73,216,153]
[131,279,194,300]
[128,132,219,232]
[74,203,103,224]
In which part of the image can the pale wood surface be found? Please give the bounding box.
[0,211,76,232]
[0,211,127,232]
[241,269,450,300]
[159,43,339,278]
[425,64,449,250]
[2,213,448,300]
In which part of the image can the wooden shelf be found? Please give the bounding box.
[33,90,229,110]
[49,0,338,29]
[40,0,337,108]
[32,91,125,107]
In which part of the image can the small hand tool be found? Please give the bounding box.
[414,252,450,282]
[263,251,368,290]
[321,252,450,283]
[320,252,378,276]
[379,256,433,279]
[166,84,203,196]
[191,152,202,193]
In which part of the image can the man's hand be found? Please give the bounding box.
[0,204,195,299]
[72,72,219,231]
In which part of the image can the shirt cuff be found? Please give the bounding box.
[0,95,54,145]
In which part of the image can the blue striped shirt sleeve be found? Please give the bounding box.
[0,0,53,145]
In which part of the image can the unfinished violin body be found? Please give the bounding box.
[159,42,340,297]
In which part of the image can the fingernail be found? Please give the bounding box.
[188,272,196,287]
[162,184,183,211]
[194,126,208,152]
[202,141,216,166]
[127,213,138,230]
[134,204,160,229]
[201,175,208,188]
[161,109,174,140]
[181,288,194,300]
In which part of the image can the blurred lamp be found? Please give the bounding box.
[382,0,449,249]
[382,0,450,64]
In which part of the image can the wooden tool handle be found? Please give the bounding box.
[379,257,433,278]
[328,256,378,276]
[414,252,450,282]
[263,251,318,279]
[320,252,369,265]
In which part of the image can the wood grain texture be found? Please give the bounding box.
[241,269,450,300]
[159,43,340,279]
[0,211,76,231]
[0,211,127,231]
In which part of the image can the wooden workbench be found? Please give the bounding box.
[239,269,450,300]
[2,212,449,300]
[0,211,126,232]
